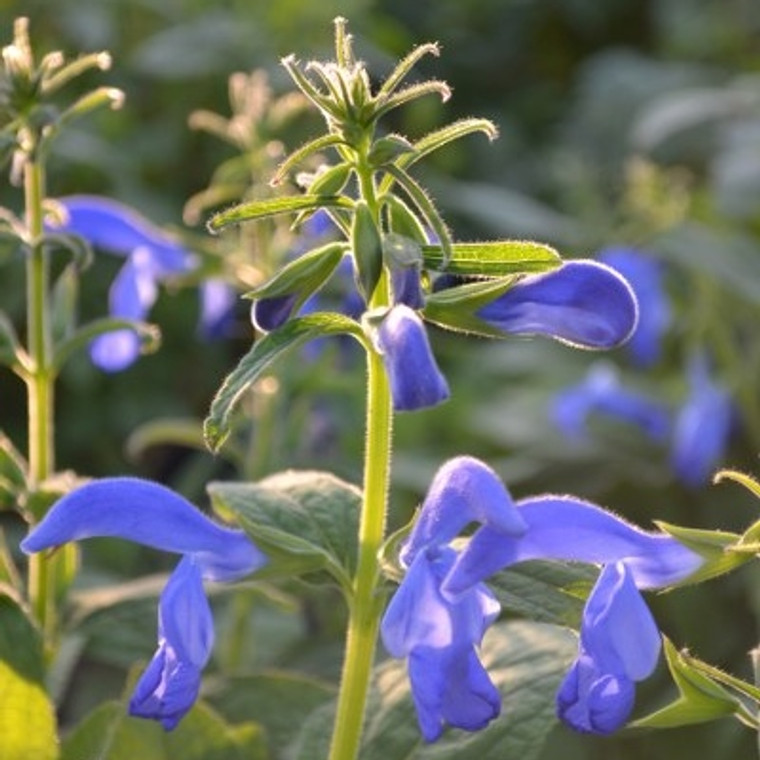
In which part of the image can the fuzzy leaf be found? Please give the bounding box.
[290,621,576,760]
[422,240,561,276]
[351,200,384,301]
[203,313,364,452]
[207,195,353,233]
[208,470,362,593]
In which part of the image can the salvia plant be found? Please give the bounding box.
[4,15,760,760]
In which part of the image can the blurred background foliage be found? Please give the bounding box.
[3,0,760,757]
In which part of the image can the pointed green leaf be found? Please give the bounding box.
[208,470,362,593]
[204,313,365,452]
[245,241,346,303]
[0,432,27,511]
[51,263,79,345]
[368,134,416,168]
[61,698,266,760]
[655,521,751,585]
[401,118,499,171]
[713,468,760,500]
[422,240,561,276]
[0,310,27,372]
[384,194,428,244]
[306,162,353,197]
[0,592,59,760]
[290,621,577,760]
[423,277,518,337]
[351,201,383,301]
[633,638,752,729]
[271,133,347,186]
[207,194,353,233]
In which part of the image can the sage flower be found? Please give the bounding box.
[598,248,670,367]
[48,195,196,371]
[476,260,638,350]
[21,477,265,729]
[552,362,670,443]
[382,456,703,741]
[671,355,733,487]
[380,457,528,740]
[373,304,450,412]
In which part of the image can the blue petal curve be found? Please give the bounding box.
[51,195,195,274]
[401,456,527,566]
[21,477,266,582]
[444,495,703,596]
[476,260,638,350]
[373,305,450,412]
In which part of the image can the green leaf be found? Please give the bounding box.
[655,521,751,585]
[0,431,27,510]
[487,560,598,627]
[271,133,347,186]
[61,698,267,760]
[0,592,59,760]
[0,310,27,372]
[208,671,336,757]
[423,277,518,337]
[368,134,416,167]
[51,263,79,345]
[208,470,362,592]
[714,468,760,500]
[207,194,353,233]
[306,162,353,197]
[422,240,561,276]
[351,200,383,301]
[245,241,346,304]
[203,313,365,452]
[633,638,753,729]
[290,621,577,760]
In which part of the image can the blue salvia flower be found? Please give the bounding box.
[551,362,671,443]
[48,196,197,372]
[555,561,661,734]
[383,457,703,741]
[381,457,527,741]
[598,248,671,367]
[671,354,733,487]
[372,304,450,412]
[475,260,639,350]
[440,488,702,736]
[198,278,238,340]
[21,477,266,729]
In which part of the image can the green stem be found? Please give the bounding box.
[328,340,393,760]
[24,156,57,646]
[328,154,392,760]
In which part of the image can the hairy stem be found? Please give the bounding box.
[328,152,392,760]
[24,157,57,646]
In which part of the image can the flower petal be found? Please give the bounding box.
[51,195,195,274]
[552,363,670,443]
[444,495,702,596]
[251,293,299,332]
[401,456,527,566]
[598,248,671,367]
[476,260,638,350]
[408,645,501,742]
[671,355,733,487]
[21,477,266,582]
[373,304,450,412]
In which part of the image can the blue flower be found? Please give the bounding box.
[48,196,196,372]
[556,561,661,734]
[382,456,703,741]
[198,279,238,340]
[598,248,671,367]
[21,477,265,728]
[372,304,450,412]
[380,457,528,740]
[475,260,638,350]
[671,354,733,488]
[552,362,671,443]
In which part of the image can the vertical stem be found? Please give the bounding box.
[752,647,760,757]
[328,342,393,760]
[328,153,392,760]
[24,156,57,644]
